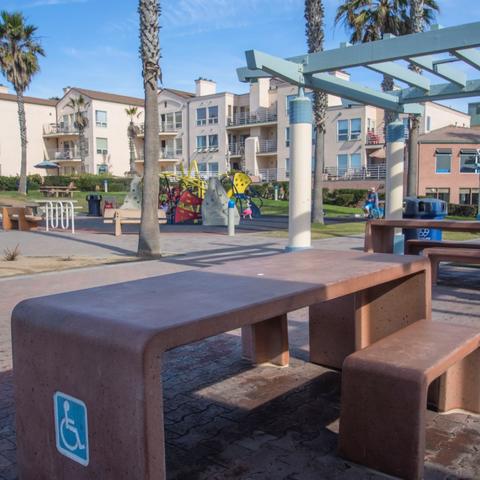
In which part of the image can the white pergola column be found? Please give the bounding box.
[385,120,406,219]
[286,88,312,251]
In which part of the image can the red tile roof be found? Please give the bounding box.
[0,92,57,107]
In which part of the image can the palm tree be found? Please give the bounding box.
[138,0,161,257]
[67,95,89,174]
[406,0,439,196]
[125,106,141,174]
[305,0,328,225]
[0,11,44,195]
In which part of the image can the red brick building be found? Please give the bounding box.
[417,126,480,205]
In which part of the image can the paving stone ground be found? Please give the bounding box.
[0,225,479,479]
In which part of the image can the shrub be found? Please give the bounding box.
[0,176,18,191]
[448,203,478,217]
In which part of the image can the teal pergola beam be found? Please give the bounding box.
[409,55,466,86]
[366,62,430,90]
[397,79,480,103]
[299,21,480,74]
[244,49,423,113]
[453,48,480,70]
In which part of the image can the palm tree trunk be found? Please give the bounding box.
[16,91,28,195]
[312,126,325,223]
[138,0,161,257]
[79,129,86,174]
[129,124,136,174]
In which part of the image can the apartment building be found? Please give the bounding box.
[0,85,57,176]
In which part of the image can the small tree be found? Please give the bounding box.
[67,95,90,173]
[0,11,45,194]
[125,106,141,174]
[138,0,161,257]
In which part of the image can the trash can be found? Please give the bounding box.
[403,197,447,241]
[86,194,102,216]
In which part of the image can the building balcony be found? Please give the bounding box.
[195,146,219,154]
[43,124,79,137]
[137,123,180,137]
[47,149,84,162]
[323,164,386,181]
[365,131,385,147]
[227,110,277,128]
[258,139,277,154]
[135,148,182,162]
[228,143,244,157]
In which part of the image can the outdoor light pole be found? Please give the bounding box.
[286,87,313,251]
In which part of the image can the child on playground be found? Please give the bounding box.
[363,187,379,218]
[242,201,253,220]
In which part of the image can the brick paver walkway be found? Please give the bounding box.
[0,239,479,479]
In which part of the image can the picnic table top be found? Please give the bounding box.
[13,250,429,352]
[40,185,77,190]
[368,219,480,231]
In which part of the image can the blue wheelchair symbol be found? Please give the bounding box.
[54,392,89,466]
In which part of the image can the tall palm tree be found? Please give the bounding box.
[67,95,89,174]
[125,106,141,174]
[0,11,44,194]
[138,0,161,257]
[305,0,328,225]
[406,0,439,196]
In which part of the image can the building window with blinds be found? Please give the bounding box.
[435,149,451,174]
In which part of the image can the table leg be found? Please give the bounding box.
[310,271,430,369]
[365,224,395,253]
[241,314,289,366]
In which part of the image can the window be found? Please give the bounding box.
[209,162,219,174]
[337,120,349,142]
[208,134,218,150]
[426,187,450,203]
[208,106,218,124]
[95,110,107,128]
[197,162,207,173]
[337,154,349,173]
[460,150,478,173]
[426,116,432,131]
[196,135,207,151]
[96,137,108,155]
[435,150,451,173]
[285,158,290,177]
[175,138,183,156]
[459,188,479,205]
[350,153,361,170]
[175,112,182,129]
[350,118,361,140]
[227,105,232,121]
[285,127,290,147]
[367,118,375,132]
[196,108,206,125]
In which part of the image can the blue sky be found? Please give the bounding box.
[1,0,479,112]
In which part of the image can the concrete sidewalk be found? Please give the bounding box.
[0,244,479,479]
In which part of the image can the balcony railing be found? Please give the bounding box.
[138,122,180,134]
[136,148,182,161]
[43,124,78,135]
[258,139,277,154]
[227,109,277,127]
[228,142,245,156]
[366,131,385,145]
[323,164,386,180]
[47,149,84,161]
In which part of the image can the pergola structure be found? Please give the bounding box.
[237,22,480,251]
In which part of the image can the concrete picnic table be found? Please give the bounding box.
[39,185,77,198]
[12,249,431,479]
[364,219,480,253]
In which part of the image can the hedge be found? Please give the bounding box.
[448,203,478,217]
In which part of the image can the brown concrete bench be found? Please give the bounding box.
[423,247,480,285]
[339,319,480,480]
[1,207,42,231]
[103,208,167,236]
[405,239,480,255]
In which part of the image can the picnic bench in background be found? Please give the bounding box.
[103,208,167,236]
[365,219,480,254]
[12,250,431,479]
[405,238,480,255]
[39,184,77,198]
[1,206,42,231]
[339,319,480,480]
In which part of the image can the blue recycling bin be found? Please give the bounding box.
[403,197,447,241]
[86,194,102,217]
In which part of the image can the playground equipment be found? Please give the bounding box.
[202,177,240,226]
[224,172,263,218]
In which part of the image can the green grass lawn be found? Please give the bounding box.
[260,199,363,217]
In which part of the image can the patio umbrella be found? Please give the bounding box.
[34,161,60,175]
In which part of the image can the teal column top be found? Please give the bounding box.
[289,94,312,125]
[386,120,405,144]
